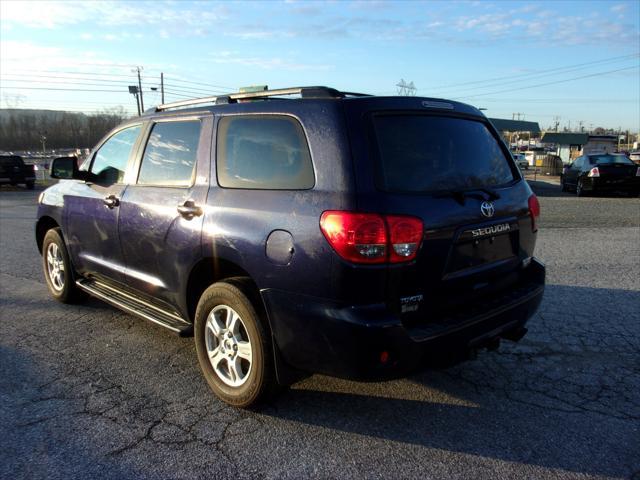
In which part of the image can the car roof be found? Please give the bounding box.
[136,86,484,121]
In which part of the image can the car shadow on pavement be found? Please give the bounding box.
[262,284,639,478]
[527,179,572,198]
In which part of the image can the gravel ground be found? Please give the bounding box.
[1,185,638,479]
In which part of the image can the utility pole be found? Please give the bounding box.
[134,66,144,112]
[512,112,525,121]
[160,72,165,104]
[553,116,560,132]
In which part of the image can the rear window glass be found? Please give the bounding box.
[372,115,515,193]
[589,155,634,165]
[216,115,314,190]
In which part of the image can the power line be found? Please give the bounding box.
[1,86,132,93]
[423,53,639,93]
[453,65,639,100]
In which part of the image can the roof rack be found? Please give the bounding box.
[154,86,370,112]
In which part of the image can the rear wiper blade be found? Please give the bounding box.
[433,187,500,205]
[476,187,501,201]
[434,190,467,205]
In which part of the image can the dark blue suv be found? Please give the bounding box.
[37,87,545,407]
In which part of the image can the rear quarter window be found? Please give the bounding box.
[372,114,515,193]
[216,115,314,190]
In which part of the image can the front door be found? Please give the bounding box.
[118,117,212,318]
[65,124,143,284]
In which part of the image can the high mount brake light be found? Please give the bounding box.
[528,194,540,232]
[320,211,423,264]
[588,167,600,177]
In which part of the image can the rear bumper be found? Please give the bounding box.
[588,177,640,193]
[262,258,545,380]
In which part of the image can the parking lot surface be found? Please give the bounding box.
[1,183,638,479]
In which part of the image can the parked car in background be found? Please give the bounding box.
[561,153,640,197]
[36,86,545,407]
[513,153,528,170]
[629,150,640,164]
[0,155,35,189]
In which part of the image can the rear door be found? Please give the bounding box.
[117,115,212,319]
[344,99,537,320]
[565,157,583,185]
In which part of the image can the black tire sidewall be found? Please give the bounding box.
[194,281,273,407]
[42,228,76,303]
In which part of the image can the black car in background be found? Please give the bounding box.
[0,155,35,189]
[561,153,640,197]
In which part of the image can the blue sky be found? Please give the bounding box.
[1,0,638,130]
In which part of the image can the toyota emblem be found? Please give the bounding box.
[480,201,495,218]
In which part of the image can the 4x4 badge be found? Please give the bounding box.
[480,201,495,218]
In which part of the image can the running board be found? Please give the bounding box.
[76,278,193,336]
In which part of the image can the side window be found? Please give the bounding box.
[91,125,141,185]
[216,115,314,190]
[573,157,583,169]
[138,121,201,186]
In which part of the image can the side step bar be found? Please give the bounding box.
[76,278,193,336]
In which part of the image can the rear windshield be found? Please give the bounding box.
[372,115,515,193]
[589,155,634,165]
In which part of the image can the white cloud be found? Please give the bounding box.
[210,54,333,71]
[1,0,228,32]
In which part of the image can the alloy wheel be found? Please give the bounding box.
[46,242,65,291]
[205,305,253,387]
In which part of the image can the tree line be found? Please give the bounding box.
[0,108,131,152]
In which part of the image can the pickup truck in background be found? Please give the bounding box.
[0,155,36,189]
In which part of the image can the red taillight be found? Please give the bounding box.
[528,194,540,232]
[386,215,424,263]
[320,211,387,264]
[588,167,600,177]
[320,211,423,264]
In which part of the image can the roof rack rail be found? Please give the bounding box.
[154,86,370,112]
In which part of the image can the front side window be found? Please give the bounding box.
[91,124,141,185]
[138,121,201,186]
[372,115,515,193]
[216,115,314,190]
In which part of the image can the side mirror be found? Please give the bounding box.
[50,156,79,179]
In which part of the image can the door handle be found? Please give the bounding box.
[177,200,202,218]
[103,194,120,209]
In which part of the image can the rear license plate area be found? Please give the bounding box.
[445,220,519,274]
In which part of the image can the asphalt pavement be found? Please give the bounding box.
[1,182,638,479]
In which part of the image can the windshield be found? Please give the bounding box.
[589,155,634,165]
[373,115,515,193]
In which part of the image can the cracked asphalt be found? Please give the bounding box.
[1,183,638,479]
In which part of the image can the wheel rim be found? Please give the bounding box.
[577,180,583,195]
[205,305,253,387]
[46,243,65,291]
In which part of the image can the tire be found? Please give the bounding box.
[194,280,277,408]
[42,228,85,303]
[26,181,35,190]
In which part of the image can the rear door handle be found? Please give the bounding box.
[103,194,120,209]
[177,200,202,218]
